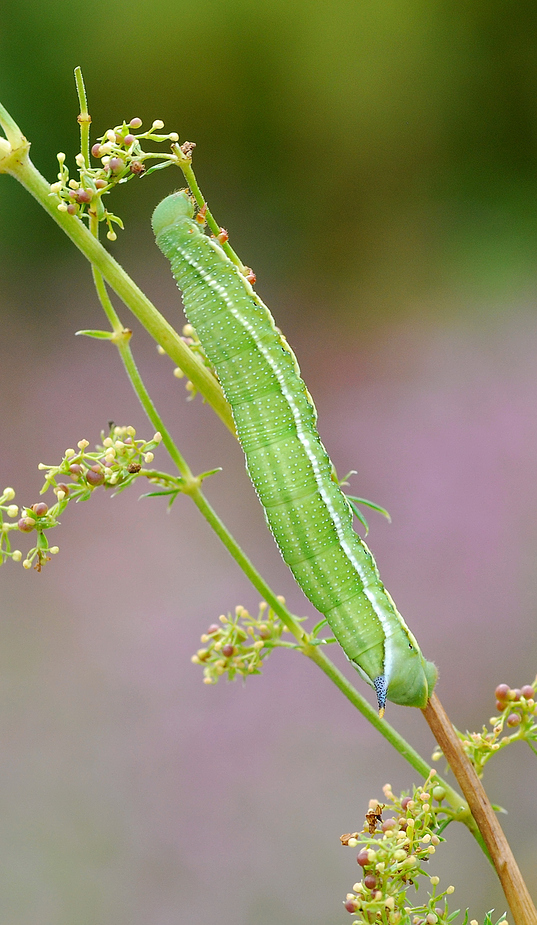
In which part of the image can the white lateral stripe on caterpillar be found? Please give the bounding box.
[152,190,437,712]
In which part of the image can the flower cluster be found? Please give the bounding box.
[431,681,537,778]
[340,774,507,925]
[49,117,182,239]
[1,426,162,571]
[191,600,290,683]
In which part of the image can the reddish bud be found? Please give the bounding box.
[495,684,510,701]
[108,157,123,173]
[207,624,220,635]
[511,689,522,701]
[496,700,505,712]
[222,644,235,657]
[91,143,102,157]
[382,818,397,832]
[356,849,370,867]
[344,900,357,913]
[18,516,36,532]
[123,134,135,146]
[69,464,83,478]
[95,179,107,190]
[76,189,92,204]
[56,483,70,497]
[521,685,535,700]
[67,204,78,215]
[401,797,413,811]
[31,502,48,517]
[129,117,142,129]
[86,466,105,487]
[364,874,377,890]
[507,713,521,727]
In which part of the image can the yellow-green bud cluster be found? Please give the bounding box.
[433,680,537,778]
[191,601,287,684]
[49,116,182,239]
[340,772,476,925]
[1,426,163,572]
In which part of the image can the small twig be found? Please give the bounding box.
[422,693,537,925]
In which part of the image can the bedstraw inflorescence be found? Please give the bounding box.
[0,426,164,571]
[431,681,537,778]
[341,775,508,925]
[49,117,183,240]
[191,600,297,683]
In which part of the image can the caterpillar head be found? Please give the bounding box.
[152,190,195,237]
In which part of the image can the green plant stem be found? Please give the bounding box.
[424,694,537,925]
[178,160,248,273]
[74,67,90,167]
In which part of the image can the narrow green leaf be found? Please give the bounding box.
[348,499,370,534]
[346,494,391,522]
[75,329,114,339]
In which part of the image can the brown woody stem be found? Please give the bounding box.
[422,693,537,925]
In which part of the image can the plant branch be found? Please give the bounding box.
[423,693,537,925]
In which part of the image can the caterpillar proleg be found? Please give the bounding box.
[152,190,437,713]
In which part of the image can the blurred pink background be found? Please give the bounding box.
[2,3,537,922]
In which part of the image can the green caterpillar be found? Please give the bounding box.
[152,190,437,713]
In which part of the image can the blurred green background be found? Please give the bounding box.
[1,2,537,923]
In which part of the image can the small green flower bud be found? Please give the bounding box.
[144,452,154,463]
[169,132,179,142]
[49,546,59,555]
[432,786,445,801]
[12,550,22,562]
[152,119,165,129]
[78,439,89,449]
[22,559,32,569]
[7,505,18,518]
[429,876,439,886]
[57,203,68,212]
[3,488,15,501]
[153,432,162,443]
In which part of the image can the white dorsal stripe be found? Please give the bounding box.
[174,236,396,685]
